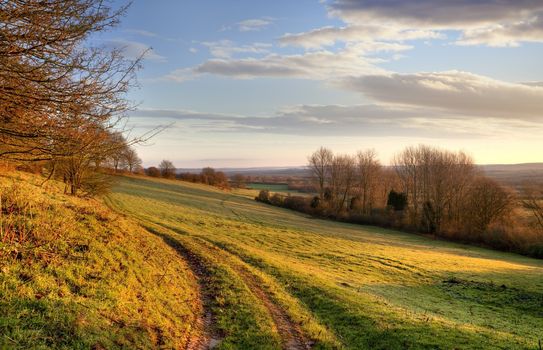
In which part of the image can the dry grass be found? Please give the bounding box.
[107,175,543,349]
[0,171,200,349]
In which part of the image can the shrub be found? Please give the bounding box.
[256,190,270,203]
[283,196,309,212]
[387,190,407,211]
[146,167,160,177]
[269,193,284,206]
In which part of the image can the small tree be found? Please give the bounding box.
[231,174,247,188]
[159,160,176,178]
[464,177,513,236]
[146,167,160,177]
[387,190,407,211]
[123,148,142,173]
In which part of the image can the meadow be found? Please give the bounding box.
[106,175,543,349]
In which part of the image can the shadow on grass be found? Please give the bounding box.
[0,298,142,350]
[202,239,542,350]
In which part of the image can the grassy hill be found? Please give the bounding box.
[0,172,202,349]
[105,175,543,350]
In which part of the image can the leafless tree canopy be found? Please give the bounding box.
[0,0,152,195]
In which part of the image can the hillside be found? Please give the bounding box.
[0,171,202,349]
[106,175,543,349]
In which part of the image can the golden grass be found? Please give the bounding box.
[107,175,543,349]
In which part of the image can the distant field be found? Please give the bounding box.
[106,176,543,349]
[247,182,312,196]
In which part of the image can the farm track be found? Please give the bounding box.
[198,238,312,350]
[147,231,222,350]
[152,216,312,350]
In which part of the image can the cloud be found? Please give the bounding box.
[237,18,273,32]
[280,25,444,48]
[104,39,166,62]
[456,16,543,46]
[129,103,541,139]
[328,0,543,27]
[201,40,272,58]
[339,71,543,120]
[124,29,159,38]
[167,42,410,81]
[280,1,543,48]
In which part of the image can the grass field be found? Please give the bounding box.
[0,172,200,349]
[246,183,311,196]
[105,175,543,350]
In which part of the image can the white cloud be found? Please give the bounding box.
[130,102,543,139]
[280,1,543,48]
[339,71,543,120]
[104,39,166,62]
[201,40,272,58]
[237,18,273,32]
[192,46,386,79]
[280,25,444,49]
[456,16,543,46]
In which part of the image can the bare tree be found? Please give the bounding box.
[231,174,247,188]
[0,0,140,162]
[159,160,176,179]
[308,147,333,199]
[522,183,543,232]
[123,147,142,173]
[329,154,356,215]
[355,149,381,214]
[464,177,514,236]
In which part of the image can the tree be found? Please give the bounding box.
[159,160,176,178]
[308,147,333,199]
[146,167,160,177]
[0,0,138,162]
[123,148,142,173]
[393,145,475,232]
[387,190,407,211]
[231,174,247,188]
[329,154,356,215]
[355,149,381,214]
[522,183,543,232]
[464,177,513,236]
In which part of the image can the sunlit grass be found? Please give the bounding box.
[0,172,200,349]
[108,175,543,349]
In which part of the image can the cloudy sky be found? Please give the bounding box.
[98,0,543,167]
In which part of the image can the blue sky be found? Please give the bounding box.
[97,0,543,167]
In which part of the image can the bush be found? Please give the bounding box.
[256,190,270,203]
[269,193,284,206]
[146,167,160,177]
[387,190,407,211]
[283,196,309,212]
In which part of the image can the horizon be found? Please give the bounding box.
[97,0,543,168]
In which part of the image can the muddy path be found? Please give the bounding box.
[154,233,222,350]
[199,239,312,350]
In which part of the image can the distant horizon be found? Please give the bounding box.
[145,161,543,171]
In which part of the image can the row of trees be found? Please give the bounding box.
[259,145,542,258]
[145,161,230,189]
[0,0,150,195]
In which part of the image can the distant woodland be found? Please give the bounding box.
[256,146,543,258]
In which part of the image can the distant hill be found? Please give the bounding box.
[480,163,543,184]
[175,163,543,185]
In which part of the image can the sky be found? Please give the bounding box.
[97,0,543,167]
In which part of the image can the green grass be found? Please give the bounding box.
[247,182,309,196]
[0,172,201,349]
[106,175,543,350]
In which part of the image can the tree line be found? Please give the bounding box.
[144,160,230,189]
[257,145,543,258]
[0,0,151,195]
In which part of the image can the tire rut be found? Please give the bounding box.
[153,233,222,350]
[202,240,312,350]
